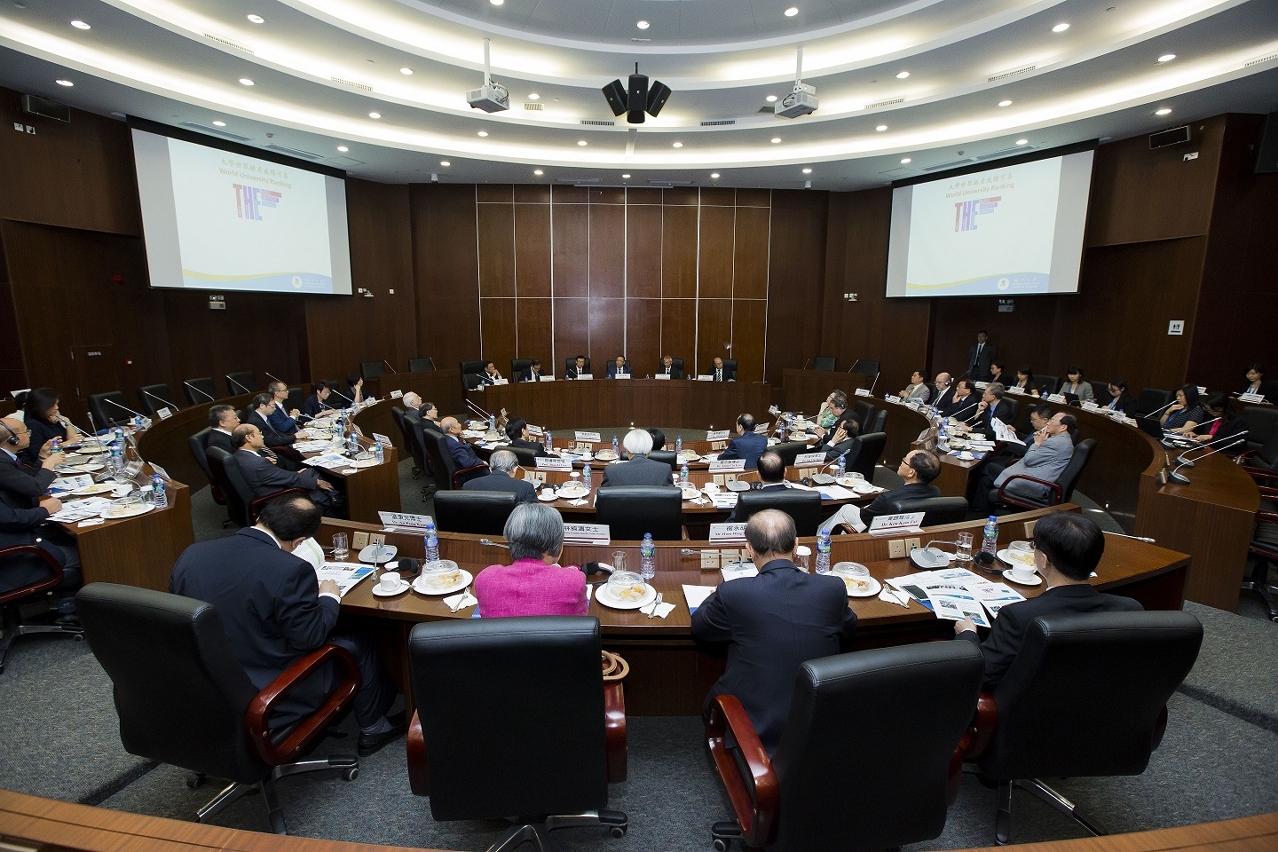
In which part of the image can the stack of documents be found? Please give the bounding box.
[887,567,1025,627]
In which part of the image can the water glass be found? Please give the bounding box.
[332,532,349,562]
[794,545,812,572]
[611,551,628,574]
[955,532,973,563]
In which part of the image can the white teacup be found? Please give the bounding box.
[959,451,975,460]
[703,482,720,494]
[1008,565,1037,584]
[379,571,401,591]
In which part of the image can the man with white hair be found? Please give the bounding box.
[462,450,537,503]
[601,428,676,487]
[402,392,422,411]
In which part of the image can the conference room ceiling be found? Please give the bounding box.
[1,0,1276,190]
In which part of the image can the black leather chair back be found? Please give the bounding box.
[506,444,540,468]
[1089,380,1110,403]
[188,428,215,482]
[812,356,836,372]
[564,357,592,376]
[225,372,256,396]
[510,358,533,380]
[595,487,682,540]
[359,361,383,381]
[182,377,218,406]
[1242,405,1278,452]
[1056,438,1096,503]
[408,357,436,373]
[770,642,984,851]
[869,410,887,434]
[435,491,518,535]
[1249,422,1278,469]
[734,489,822,536]
[1036,374,1059,397]
[978,611,1202,780]
[1137,388,1172,417]
[851,401,876,433]
[138,384,177,416]
[207,447,250,526]
[849,432,887,480]
[408,617,608,820]
[668,357,685,375]
[285,387,304,414]
[88,391,131,427]
[648,450,678,472]
[852,359,881,379]
[458,360,486,392]
[771,441,810,468]
[77,583,265,784]
[888,496,969,526]
[426,431,460,490]
[409,417,436,477]
[722,358,738,376]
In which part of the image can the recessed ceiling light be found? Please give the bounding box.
[875,124,888,131]
[247,14,264,24]
[999,99,1013,107]
[212,120,227,126]
[765,94,778,103]
[771,137,782,143]
[369,112,381,119]
[1015,138,1029,145]
[711,173,720,179]
[901,157,912,164]
[337,145,349,152]
[400,67,413,75]
[784,6,799,17]
[896,71,910,79]
[802,168,812,174]
[1158,53,1176,62]
[55,79,74,87]
[490,0,504,5]
[70,20,90,29]
[578,140,588,146]
[673,142,683,148]
[534,169,544,176]
[1155,107,1172,115]
[1052,22,1069,32]
[477,130,488,137]
[440,160,450,166]
[239,78,254,86]
[636,20,650,29]
[528,93,540,100]
[622,173,631,179]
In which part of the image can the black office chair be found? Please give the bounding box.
[565,356,593,376]
[434,490,518,535]
[961,611,1203,844]
[0,545,82,675]
[425,431,487,491]
[648,450,679,472]
[595,486,682,540]
[850,401,876,434]
[888,496,969,526]
[358,361,383,381]
[225,371,257,396]
[1136,388,1172,418]
[771,441,811,468]
[722,358,739,379]
[812,356,836,372]
[182,377,219,405]
[188,428,228,508]
[408,357,436,373]
[208,447,306,526]
[77,583,360,835]
[88,391,132,427]
[733,490,822,536]
[459,360,486,392]
[285,387,305,416]
[608,358,632,377]
[660,357,685,378]
[409,417,438,483]
[510,358,533,381]
[710,641,984,851]
[1001,397,1020,426]
[392,408,423,477]
[1035,374,1059,397]
[138,383,178,416]
[506,444,541,468]
[849,432,887,480]
[852,359,882,394]
[1089,380,1110,403]
[991,438,1096,511]
[1242,486,1278,621]
[869,410,887,434]
[1241,404,1278,451]
[406,617,627,850]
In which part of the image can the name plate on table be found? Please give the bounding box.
[577,374,594,381]
[534,456,572,471]
[709,523,748,543]
[1082,401,1100,411]
[154,407,172,420]
[706,430,731,441]
[574,431,601,443]
[697,375,714,382]
[709,458,746,472]
[373,432,393,447]
[539,375,556,381]
[1046,393,1066,403]
[150,462,172,482]
[564,523,610,545]
[1239,392,1266,403]
[612,373,631,380]
[974,381,989,389]
[1197,386,1207,394]
[854,388,873,397]
[868,512,926,536]
[795,452,827,467]
[526,424,544,436]
[389,389,403,398]
[378,511,435,532]
[654,373,671,380]
[1007,386,1025,395]
[492,378,509,385]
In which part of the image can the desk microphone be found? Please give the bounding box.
[466,399,492,421]
[383,360,399,374]
[183,380,216,403]
[330,388,355,405]
[822,449,851,472]
[1170,420,1226,463]
[948,399,979,421]
[264,371,289,387]
[1168,437,1247,484]
[1140,398,1179,419]
[226,375,254,395]
[1104,531,1157,543]
[143,389,179,411]
[1175,429,1247,466]
[104,397,149,422]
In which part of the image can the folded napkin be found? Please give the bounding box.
[878,586,910,608]
[647,600,677,619]
[443,589,476,610]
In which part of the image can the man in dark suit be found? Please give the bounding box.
[812,393,861,461]
[819,449,942,534]
[943,379,980,420]
[521,359,547,382]
[601,429,675,487]
[462,451,537,503]
[439,417,488,481]
[232,425,340,515]
[606,356,630,379]
[710,357,735,382]
[244,394,302,470]
[968,330,996,382]
[692,509,856,754]
[504,418,550,457]
[170,495,404,754]
[658,355,683,380]
[955,512,1142,689]
[206,405,239,455]
[565,355,589,380]
[266,381,301,435]
[718,413,768,469]
[477,361,503,386]
[727,451,787,522]
[968,382,1014,437]
[932,372,956,411]
[0,417,60,509]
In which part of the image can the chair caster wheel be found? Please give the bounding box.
[342,767,359,782]
[712,839,729,851]
[73,634,84,641]
[186,773,207,789]
[610,826,627,838]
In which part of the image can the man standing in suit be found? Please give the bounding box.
[727,451,787,522]
[601,429,675,487]
[232,425,340,514]
[565,356,588,380]
[718,413,767,469]
[462,451,536,503]
[970,412,1076,514]
[711,357,735,382]
[521,360,546,382]
[955,512,1142,689]
[819,449,943,534]
[968,330,996,382]
[692,510,856,755]
[170,495,404,754]
[659,355,683,380]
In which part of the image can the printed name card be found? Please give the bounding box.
[854,388,873,397]
[794,452,828,467]
[540,375,556,381]
[706,430,731,441]
[149,462,172,482]
[1082,400,1099,411]
[1046,393,1067,403]
[564,523,610,545]
[613,373,631,380]
[708,458,746,472]
[534,456,572,471]
[377,511,435,531]
[1007,386,1025,395]
[868,512,927,536]
[654,373,671,380]
[709,523,748,543]
[574,431,601,443]
[389,389,403,398]
[157,407,173,420]
[1239,392,1265,403]
[373,432,393,447]
[493,378,509,385]
[577,374,594,381]
[697,375,714,382]
[526,424,544,436]
[974,381,989,389]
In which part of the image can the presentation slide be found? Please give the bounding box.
[885,150,1094,298]
[132,128,353,295]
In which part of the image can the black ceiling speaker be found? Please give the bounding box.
[646,81,672,117]
[602,64,671,124]
[627,66,649,124]
[602,79,628,117]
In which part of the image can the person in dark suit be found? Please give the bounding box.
[812,393,861,461]
[932,372,956,411]
[718,413,767,469]
[955,512,1142,689]
[968,330,996,382]
[505,418,550,457]
[658,355,683,380]
[601,429,675,487]
[169,495,403,754]
[302,381,333,418]
[943,379,980,420]
[710,356,735,382]
[1240,363,1278,403]
[1190,392,1249,448]
[439,416,488,483]
[819,449,942,534]
[520,359,547,382]
[727,451,788,522]
[968,382,1014,437]
[19,388,87,466]
[266,381,301,435]
[0,496,79,599]
[232,424,340,514]
[246,394,298,449]
[462,451,537,503]
[205,405,239,455]
[1104,379,1139,415]
[692,509,856,755]
[565,355,588,380]
[0,417,60,510]
[606,356,630,379]
[478,361,503,386]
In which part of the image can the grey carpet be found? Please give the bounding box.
[1178,600,1278,733]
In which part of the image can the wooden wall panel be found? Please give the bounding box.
[589,204,626,299]
[764,190,828,387]
[626,298,662,375]
[515,298,553,365]
[552,203,589,297]
[661,206,699,299]
[731,299,768,383]
[514,203,551,298]
[412,184,479,370]
[168,289,307,390]
[734,206,770,299]
[553,298,591,366]
[477,203,515,297]
[480,298,517,372]
[626,205,663,298]
[699,206,735,299]
[697,298,733,375]
[0,230,23,393]
[590,298,626,361]
[662,299,698,369]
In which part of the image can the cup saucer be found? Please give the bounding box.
[372,579,410,597]
[1002,569,1042,587]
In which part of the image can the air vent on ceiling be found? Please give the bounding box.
[648,179,693,186]
[1149,125,1191,149]
[987,64,1035,83]
[180,121,252,142]
[328,156,365,167]
[581,119,614,126]
[758,105,775,114]
[631,37,651,43]
[523,102,543,110]
[866,97,904,110]
[204,33,254,54]
[1244,52,1278,68]
[977,145,1035,160]
[264,143,322,160]
[700,119,736,127]
[331,77,373,92]
[557,177,601,183]
[878,167,910,177]
[924,158,976,172]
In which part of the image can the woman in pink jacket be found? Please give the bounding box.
[473,503,588,617]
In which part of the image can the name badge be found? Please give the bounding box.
[1239,392,1265,403]
[389,390,403,398]
[794,452,827,467]
[708,458,746,472]
[696,375,714,382]
[613,373,631,380]
[574,431,601,443]
[540,375,556,381]
[1007,386,1025,395]
[526,424,544,436]
[709,523,747,543]
[564,523,610,545]
[577,374,594,381]
[534,456,572,471]
[706,430,731,441]
[868,512,926,536]
[373,432,393,447]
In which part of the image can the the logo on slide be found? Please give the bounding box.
[233,184,282,221]
[953,196,1002,232]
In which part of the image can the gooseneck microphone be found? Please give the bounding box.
[329,388,355,405]
[1168,436,1247,484]
[383,360,399,374]
[1175,428,1244,467]
[184,380,216,403]
[226,375,254,395]
[1140,398,1179,419]
[143,389,179,411]
[104,397,148,422]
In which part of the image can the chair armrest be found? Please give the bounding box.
[450,463,488,489]
[604,681,627,783]
[407,710,430,796]
[249,488,309,523]
[246,643,359,766]
[1257,511,1278,523]
[707,694,779,847]
[0,544,64,606]
[959,691,998,761]
[1242,465,1278,484]
[996,474,1062,508]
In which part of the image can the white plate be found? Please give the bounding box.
[835,476,865,487]
[61,463,105,474]
[537,490,560,502]
[412,568,473,596]
[595,582,658,610]
[997,548,1036,568]
[681,488,701,501]
[838,575,882,598]
[347,458,380,468]
[1002,569,1042,587]
[99,503,155,520]
[371,579,411,597]
[594,451,619,461]
[558,487,588,500]
[73,483,116,496]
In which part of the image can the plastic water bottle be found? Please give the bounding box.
[835,453,846,478]
[108,444,123,474]
[151,474,167,508]
[489,414,496,433]
[815,531,832,575]
[981,516,1000,556]
[425,522,439,567]
[582,461,592,488]
[680,463,690,486]
[675,434,683,455]
[640,533,656,580]
[374,442,384,464]
[544,430,553,451]
[50,437,61,455]
[612,434,619,456]
[114,425,125,446]
[347,432,359,457]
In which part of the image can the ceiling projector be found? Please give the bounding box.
[776,82,818,119]
[467,81,509,113]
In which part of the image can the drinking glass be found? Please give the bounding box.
[955,532,973,563]
[332,532,349,562]
[794,545,811,572]
[611,551,628,573]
